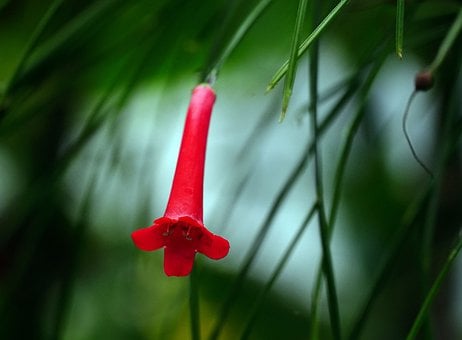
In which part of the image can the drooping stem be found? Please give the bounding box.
[402,90,433,177]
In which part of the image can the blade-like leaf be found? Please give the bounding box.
[280,0,308,121]
[267,0,350,92]
[429,6,462,72]
[396,0,405,58]
[240,203,317,339]
[406,236,462,340]
[202,0,273,84]
[308,0,341,337]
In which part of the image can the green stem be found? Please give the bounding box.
[396,0,405,58]
[328,59,385,230]
[417,55,462,339]
[240,204,317,339]
[190,267,201,340]
[280,0,309,120]
[309,55,385,339]
[406,236,462,340]
[2,0,63,97]
[208,72,354,340]
[347,184,432,340]
[202,0,273,85]
[429,7,462,72]
[208,138,310,340]
[309,0,341,338]
[51,159,100,339]
[267,0,350,91]
[15,0,114,87]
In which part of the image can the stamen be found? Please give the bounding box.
[162,225,174,236]
[184,226,193,241]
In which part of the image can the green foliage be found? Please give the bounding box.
[1,0,461,339]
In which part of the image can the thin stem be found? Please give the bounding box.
[51,157,101,339]
[402,91,433,177]
[396,0,405,58]
[309,0,341,338]
[209,60,360,340]
[190,267,201,340]
[280,0,309,121]
[208,75,354,340]
[417,58,462,338]
[328,60,385,229]
[267,0,350,92]
[1,0,63,97]
[347,184,432,340]
[406,236,462,340]
[240,203,317,339]
[202,0,273,84]
[310,56,386,339]
[208,141,310,340]
[17,1,115,85]
[429,7,462,72]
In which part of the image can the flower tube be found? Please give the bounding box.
[132,84,230,276]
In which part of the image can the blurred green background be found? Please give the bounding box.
[1,0,461,339]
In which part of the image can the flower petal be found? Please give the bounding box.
[164,246,196,276]
[131,226,165,251]
[198,233,230,260]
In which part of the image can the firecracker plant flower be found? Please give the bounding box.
[131,84,230,276]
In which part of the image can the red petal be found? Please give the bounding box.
[131,226,165,251]
[198,234,230,260]
[164,246,196,276]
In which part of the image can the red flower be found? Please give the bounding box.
[132,84,230,276]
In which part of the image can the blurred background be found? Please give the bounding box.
[0,0,461,339]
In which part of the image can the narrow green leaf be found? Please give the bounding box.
[347,184,432,340]
[208,73,352,340]
[240,203,317,339]
[308,0,341,336]
[406,236,462,340]
[280,0,308,121]
[429,7,462,72]
[52,164,100,339]
[208,139,310,340]
[23,0,115,77]
[202,0,273,84]
[1,0,63,98]
[396,0,405,58]
[267,0,350,92]
[310,56,386,340]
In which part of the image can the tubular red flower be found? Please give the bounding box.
[131,84,230,276]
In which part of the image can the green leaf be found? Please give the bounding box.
[1,0,63,98]
[396,0,405,58]
[429,6,462,72]
[406,236,462,340]
[311,54,386,340]
[240,204,317,339]
[307,1,341,337]
[202,0,273,84]
[267,0,350,92]
[279,0,308,121]
[208,71,351,340]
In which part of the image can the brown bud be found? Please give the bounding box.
[415,71,434,91]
